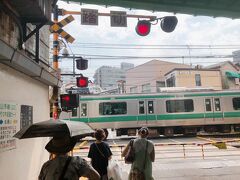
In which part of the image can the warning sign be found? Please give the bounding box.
[81,8,98,25]
[110,11,127,27]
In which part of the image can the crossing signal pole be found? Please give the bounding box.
[52,5,59,120]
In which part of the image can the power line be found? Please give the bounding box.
[70,42,240,47]
[63,54,233,59]
[70,46,240,50]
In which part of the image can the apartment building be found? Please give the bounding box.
[126,60,190,93]
[165,68,222,90]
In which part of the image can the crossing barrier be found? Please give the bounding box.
[72,138,240,160]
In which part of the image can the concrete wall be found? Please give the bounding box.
[0,63,50,180]
[0,7,51,180]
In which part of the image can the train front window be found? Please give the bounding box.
[214,98,221,111]
[166,99,194,113]
[99,102,127,115]
[205,99,212,111]
[148,101,154,114]
[81,103,87,116]
[233,97,240,110]
[139,101,145,114]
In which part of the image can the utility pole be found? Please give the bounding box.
[52,5,59,119]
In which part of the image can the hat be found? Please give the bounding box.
[45,136,76,154]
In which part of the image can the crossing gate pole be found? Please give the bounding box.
[52,5,59,119]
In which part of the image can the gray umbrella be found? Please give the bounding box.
[13,119,94,139]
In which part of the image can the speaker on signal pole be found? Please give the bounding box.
[76,57,88,70]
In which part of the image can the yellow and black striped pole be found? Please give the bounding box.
[52,5,59,120]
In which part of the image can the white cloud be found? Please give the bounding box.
[57,1,240,79]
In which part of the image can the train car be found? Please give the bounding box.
[59,90,240,137]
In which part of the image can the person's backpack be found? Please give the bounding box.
[124,139,135,164]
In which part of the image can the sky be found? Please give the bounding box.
[56,1,240,80]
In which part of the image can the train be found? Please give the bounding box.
[59,90,240,138]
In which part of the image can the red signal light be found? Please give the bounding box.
[60,94,79,111]
[62,95,70,101]
[136,20,151,36]
[76,75,88,87]
[53,112,58,119]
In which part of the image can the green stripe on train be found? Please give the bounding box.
[80,95,175,101]
[80,92,240,101]
[185,92,240,97]
[67,111,240,123]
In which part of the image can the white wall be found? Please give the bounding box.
[0,63,50,180]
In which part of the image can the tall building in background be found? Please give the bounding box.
[121,62,134,71]
[93,62,134,90]
[233,50,240,64]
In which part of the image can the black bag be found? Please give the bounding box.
[125,140,135,164]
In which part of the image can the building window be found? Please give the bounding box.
[166,75,175,87]
[99,102,127,115]
[142,83,151,93]
[156,81,165,92]
[130,86,138,93]
[166,99,194,113]
[233,98,240,110]
[195,74,202,86]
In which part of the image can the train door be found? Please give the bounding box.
[80,102,89,122]
[204,97,223,122]
[137,100,155,125]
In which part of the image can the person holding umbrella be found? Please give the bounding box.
[14,119,99,179]
[38,135,100,180]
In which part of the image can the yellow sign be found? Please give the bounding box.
[50,15,75,43]
[213,142,227,149]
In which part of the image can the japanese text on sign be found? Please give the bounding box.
[20,105,33,129]
[0,103,17,153]
[110,11,127,27]
[81,9,98,25]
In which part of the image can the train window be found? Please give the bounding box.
[81,103,87,116]
[148,101,154,114]
[72,108,77,117]
[166,99,194,113]
[99,102,127,115]
[139,101,145,114]
[233,98,240,110]
[205,99,212,111]
[214,98,221,111]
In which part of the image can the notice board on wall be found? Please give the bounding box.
[0,103,18,152]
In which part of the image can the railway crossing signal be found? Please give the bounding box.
[60,94,79,110]
[135,20,151,36]
[76,74,88,87]
[160,16,178,33]
[50,15,75,43]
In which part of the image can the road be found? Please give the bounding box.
[74,133,240,180]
